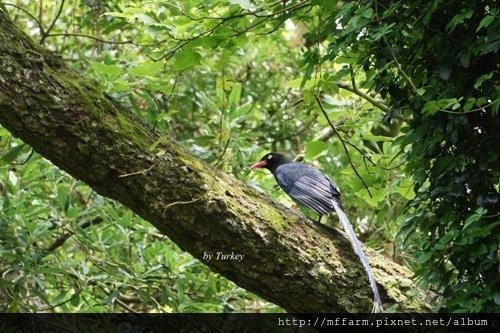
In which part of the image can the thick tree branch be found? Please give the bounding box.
[0,11,427,312]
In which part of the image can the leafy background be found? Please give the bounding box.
[0,0,498,312]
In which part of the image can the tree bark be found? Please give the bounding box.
[0,10,427,312]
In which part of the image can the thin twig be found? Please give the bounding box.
[156,18,228,61]
[315,96,373,197]
[11,148,34,165]
[214,130,232,168]
[37,289,83,311]
[293,118,346,163]
[156,0,311,61]
[45,32,166,46]
[270,114,317,143]
[1,2,45,35]
[43,217,104,255]
[336,81,389,113]
[114,296,139,313]
[40,0,66,44]
[163,197,203,214]
[349,66,357,91]
[119,163,156,178]
[342,138,376,166]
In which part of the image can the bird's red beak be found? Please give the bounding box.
[251,160,267,169]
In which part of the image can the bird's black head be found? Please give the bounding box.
[251,152,291,173]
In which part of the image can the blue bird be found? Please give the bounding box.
[252,152,383,312]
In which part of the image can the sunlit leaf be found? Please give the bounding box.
[129,61,164,77]
[304,141,328,159]
[173,50,201,70]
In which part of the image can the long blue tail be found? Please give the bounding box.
[332,200,383,313]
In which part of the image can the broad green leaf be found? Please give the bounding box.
[102,20,129,34]
[363,8,373,18]
[286,77,315,89]
[1,144,27,164]
[111,80,130,92]
[215,78,224,104]
[355,187,386,207]
[421,102,439,115]
[56,186,68,212]
[91,63,124,78]
[173,50,202,70]
[477,15,495,31]
[129,60,163,77]
[135,14,156,25]
[474,73,493,89]
[230,103,253,119]
[463,208,487,230]
[396,179,416,200]
[228,83,242,106]
[51,290,70,306]
[304,141,328,159]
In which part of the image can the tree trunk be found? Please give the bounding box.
[0,10,427,312]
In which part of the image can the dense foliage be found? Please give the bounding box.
[0,0,497,312]
[313,0,499,312]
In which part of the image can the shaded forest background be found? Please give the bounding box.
[0,0,498,312]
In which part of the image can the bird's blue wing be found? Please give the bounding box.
[288,176,334,215]
[275,163,339,215]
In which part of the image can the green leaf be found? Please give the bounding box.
[463,98,476,112]
[304,141,328,159]
[1,144,28,164]
[56,186,68,212]
[355,187,386,207]
[421,102,439,115]
[102,20,129,34]
[363,8,373,18]
[396,179,416,200]
[91,63,124,77]
[477,15,495,32]
[215,78,224,104]
[230,102,252,120]
[51,290,70,306]
[416,88,426,96]
[372,23,395,40]
[286,77,315,89]
[474,73,493,89]
[173,50,202,70]
[229,0,253,10]
[111,80,131,92]
[463,208,486,230]
[135,14,156,25]
[228,83,242,106]
[102,11,131,19]
[129,60,163,77]
[417,251,433,264]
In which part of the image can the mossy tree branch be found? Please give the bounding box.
[0,10,427,312]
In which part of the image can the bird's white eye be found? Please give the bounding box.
[267,155,272,159]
